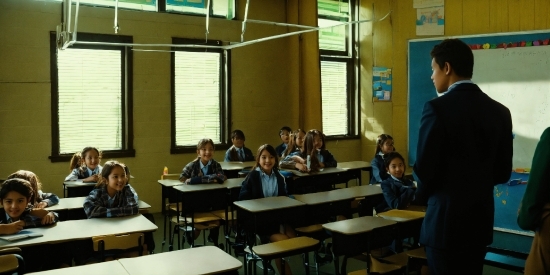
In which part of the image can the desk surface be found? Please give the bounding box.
[45,197,151,211]
[28,261,129,275]
[377,209,426,222]
[284,167,347,177]
[323,216,397,235]
[0,214,157,248]
[294,185,382,205]
[162,178,242,192]
[63,181,96,187]
[234,196,305,213]
[337,161,372,170]
[225,177,243,189]
[158,179,185,187]
[220,161,256,171]
[119,246,242,275]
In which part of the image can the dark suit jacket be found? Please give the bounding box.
[238,169,288,200]
[413,83,512,249]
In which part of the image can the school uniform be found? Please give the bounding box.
[37,190,60,207]
[378,175,416,213]
[239,167,288,243]
[83,184,139,218]
[370,153,389,185]
[179,158,225,182]
[275,143,287,157]
[64,165,102,181]
[0,208,59,227]
[224,145,254,162]
[318,149,337,168]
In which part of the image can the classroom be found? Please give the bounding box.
[1,0,549,274]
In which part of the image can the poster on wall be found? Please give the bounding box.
[372,67,392,101]
[413,0,444,9]
[416,6,445,36]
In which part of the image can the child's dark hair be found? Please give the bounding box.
[383,152,406,169]
[96,160,126,188]
[124,165,131,184]
[253,144,280,172]
[318,130,327,150]
[375,134,395,156]
[196,138,215,150]
[0,178,34,201]
[279,126,292,136]
[6,170,42,205]
[303,129,321,172]
[431,39,474,78]
[80,147,102,169]
[231,130,246,141]
[69,152,82,170]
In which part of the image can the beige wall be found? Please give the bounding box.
[3,0,548,212]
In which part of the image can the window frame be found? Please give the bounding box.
[49,32,135,162]
[161,0,236,19]
[318,0,359,140]
[170,38,231,154]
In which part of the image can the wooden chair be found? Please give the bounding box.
[245,236,320,275]
[295,224,331,275]
[92,233,144,261]
[161,173,181,248]
[0,248,24,275]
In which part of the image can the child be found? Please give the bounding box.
[224,129,255,162]
[315,130,337,168]
[7,170,59,208]
[65,147,102,182]
[282,129,337,173]
[83,160,138,218]
[0,178,60,272]
[275,126,292,157]
[281,129,306,159]
[239,144,295,275]
[179,138,225,245]
[0,178,58,234]
[370,134,395,185]
[378,152,416,213]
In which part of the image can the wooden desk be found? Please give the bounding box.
[119,246,241,275]
[233,196,304,213]
[0,214,157,249]
[220,161,256,171]
[45,197,151,221]
[283,167,348,194]
[323,216,398,275]
[63,181,96,198]
[377,209,425,252]
[28,261,129,275]
[337,161,372,186]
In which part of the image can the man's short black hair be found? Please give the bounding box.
[431,39,474,78]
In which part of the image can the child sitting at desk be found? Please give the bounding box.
[65,146,102,182]
[224,129,255,162]
[378,152,416,213]
[275,126,292,157]
[179,138,225,246]
[7,170,59,208]
[83,160,139,219]
[281,129,337,173]
[370,134,395,185]
[281,128,305,160]
[239,144,296,275]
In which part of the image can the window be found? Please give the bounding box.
[49,32,134,162]
[318,0,358,138]
[171,38,230,153]
[166,0,235,19]
[50,0,157,11]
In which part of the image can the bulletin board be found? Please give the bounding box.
[408,30,550,168]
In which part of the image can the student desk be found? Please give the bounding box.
[119,246,242,275]
[323,216,398,275]
[45,197,151,221]
[221,161,256,179]
[158,179,185,245]
[63,181,96,198]
[233,196,306,246]
[377,210,425,253]
[337,161,372,186]
[27,261,129,275]
[284,167,347,194]
[0,214,157,249]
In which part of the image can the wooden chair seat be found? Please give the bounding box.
[0,254,19,273]
[406,246,426,260]
[167,202,182,212]
[348,255,402,275]
[171,212,221,224]
[295,224,324,234]
[252,236,319,258]
[211,209,237,221]
[93,233,144,251]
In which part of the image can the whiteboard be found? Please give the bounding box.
[473,46,550,168]
[408,30,550,168]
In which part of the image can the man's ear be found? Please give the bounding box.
[444,62,452,75]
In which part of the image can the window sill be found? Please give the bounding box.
[324,135,360,141]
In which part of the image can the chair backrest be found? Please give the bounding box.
[161,174,180,180]
[0,254,24,275]
[92,233,144,261]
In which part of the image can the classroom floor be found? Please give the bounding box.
[147,212,522,275]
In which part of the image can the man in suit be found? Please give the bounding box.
[413,39,513,275]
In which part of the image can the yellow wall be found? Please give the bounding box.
[360,0,550,169]
[3,0,548,212]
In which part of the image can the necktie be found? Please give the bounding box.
[239,149,245,161]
